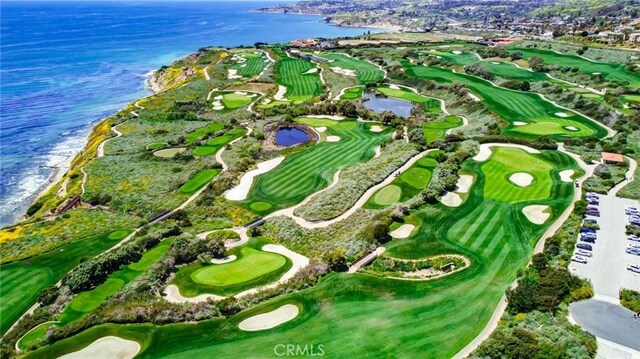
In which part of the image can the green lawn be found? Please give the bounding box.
[192,128,246,157]
[403,61,609,140]
[366,151,440,209]
[171,238,291,297]
[339,86,364,100]
[423,115,464,142]
[229,50,268,78]
[185,122,225,144]
[421,49,478,66]
[0,230,132,335]
[24,147,582,359]
[317,53,384,84]
[178,169,222,194]
[272,48,323,102]
[509,47,640,88]
[210,91,260,113]
[239,117,392,214]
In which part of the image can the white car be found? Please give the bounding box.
[626,247,640,256]
[572,256,588,264]
[628,264,640,273]
[576,250,592,257]
[628,235,640,242]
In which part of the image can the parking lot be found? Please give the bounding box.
[569,195,640,299]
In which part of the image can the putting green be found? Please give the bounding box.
[339,86,364,100]
[373,185,402,205]
[178,169,221,194]
[192,248,286,287]
[185,122,224,144]
[400,168,432,189]
[210,91,260,112]
[423,115,463,142]
[107,230,129,240]
[192,128,246,157]
[69,278,125,313]
[403,61,608,139]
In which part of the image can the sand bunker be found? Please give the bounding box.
[389,84,401,90]
[214,95,223,100]
[440,192,462,207]
[452,50,462,54]
[326,136,341,142]
[227,69,242,80]
[473,144,540,162]
[468,93,480,102]
[58,336,140,359]
[564,126,579,131]
[163,284,222,303]
[234,91,248,95]
[555,112,569,118]
[315,126,327,133]
[274,85,289,101]
[211,255,237,264]
[559,170,574,182]
[305,115,345,120]
[592,72,601,75]
[262,244,310,284]
[238,304,299,332]
[370,125,384,132]
[509,172,534,187]
[225,157,285,201]
[491,61,500,65]
[303,68,318,74]
[456,175,474,193]
[374,145,381,158]
[331,67,356,77]
[390,224,415,238]
[513,121,527,126]
[522,205,550,225]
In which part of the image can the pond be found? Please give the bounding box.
[363,92,413,117]
[275,127,310,146]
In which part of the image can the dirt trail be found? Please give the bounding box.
[608,156,637,196]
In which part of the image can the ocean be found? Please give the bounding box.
[0,1,381,227]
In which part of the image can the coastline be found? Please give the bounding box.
[249,9,401,31]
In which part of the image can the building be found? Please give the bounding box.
[601,152,625,164]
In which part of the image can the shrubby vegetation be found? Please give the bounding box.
[620,288,640,313]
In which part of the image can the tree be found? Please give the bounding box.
[510,51,523,60]
[529,56,545,72]
[324,250,348,272]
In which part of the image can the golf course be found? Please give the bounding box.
[270,48,323,102]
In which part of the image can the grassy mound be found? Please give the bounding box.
[178,169,221,194]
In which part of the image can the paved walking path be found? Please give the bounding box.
[609,156,637,196]
[348,247,386,273]
[570,299,640,351]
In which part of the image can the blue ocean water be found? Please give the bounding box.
[0,1,380,226]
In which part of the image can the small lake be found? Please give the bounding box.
[363,93,413,117]
[275,127,310,146]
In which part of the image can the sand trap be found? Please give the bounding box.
[225,157,285,201]
[452,50,462,54]
[555,112,569,118]
[211,255,237,264]
[513,121,527,126]
[473,144,540,162]
[227,69,242,79]
[263,98,272,104]
[305,115,345,120]
[559,170,574,182]
[303,68,318,74]
[374,145,381,158]
[163,284,222,303]
[592,72,601,75]
[326,136,341,142]
[315,126,327,133]
[249,94,258,97]
[468,93,480,102]
[274,85,289,101]
[389,84,401,90]
[370,125,384,132]
[522,205,550,225]
[491,61,500,64]
[429,49,436,52]
[440,192,462,207]
[262,244,310,284]
[58,336,140,359]
[214,95,223,100]
[564,126,579,131]
[234,91,248,95]
[509,172,534,187]
[390,224,415,238]
[238,304,299,332]
[330,67,356,77]
[456,175,474,193]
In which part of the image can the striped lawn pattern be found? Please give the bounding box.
[245,119,391,212]
[404,62,608,139]
[274,51,323,102]
[319,53,384,84]
[232,52,268,78]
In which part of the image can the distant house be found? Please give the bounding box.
[601,152,625,164]
[290,39,319,48]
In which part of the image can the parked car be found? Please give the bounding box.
[580,227,597,233]
[587,192,599,197]
[576,250,592,257]
[631,220,640,226]
[628,235,640,242]
[572,256,588,264]
[629,244,640,250]
[577,243,593,251]
[584,218,598,224]
[626,247,640,255]
[580,236,596,243]
[587,205,599,210]
[586,211,600,217]
[581,233,597,240]
[628,264,640,273]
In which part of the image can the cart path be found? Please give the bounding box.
[608,156,637,196]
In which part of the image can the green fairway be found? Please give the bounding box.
[178,169,222,194]
[509,47,640,88]
[318,52,384,84]
[272,48,323,102]
[0,230,132,335]
[192,128,246,157]
[339,86,364,100]
[365,151,440,209]
[403,62,609,139]
[210,91,260,113]
[240,117,392,214]
[423,115,464,142]
[375,85,443,113]
[483,61,549,82]
[422,49,478,66]
[25,147,582,359]
[171,238,291,297]
[229,50,269,78]
[185,122,224,144]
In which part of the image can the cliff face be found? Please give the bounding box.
[147,66,196,94]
